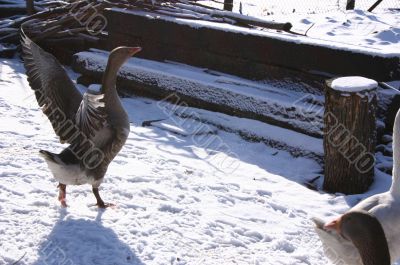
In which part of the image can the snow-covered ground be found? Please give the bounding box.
[0,55,396,265]
[289,9,400,54]
[1,1,400,264]
[199,1,399,55]
[202,0,399,16]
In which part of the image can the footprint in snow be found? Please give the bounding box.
[216,194,235,206]
[273,240,296,253]
[158,204,183,214]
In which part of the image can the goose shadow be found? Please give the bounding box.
[32,209,143,265]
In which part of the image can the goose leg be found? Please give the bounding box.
[58,183,67,207]
[92,187,113,208]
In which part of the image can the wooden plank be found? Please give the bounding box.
[0,6,26,18]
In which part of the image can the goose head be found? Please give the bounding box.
[108,46,142,70]
[324,211,390,265]
[101,46,142,93]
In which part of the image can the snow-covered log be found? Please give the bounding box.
[72,49,325,138]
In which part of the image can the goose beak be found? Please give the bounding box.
[324,217,342,233]
[128,47,142,56]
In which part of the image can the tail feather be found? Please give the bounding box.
[39,148,79,165]
[39,150,59,163]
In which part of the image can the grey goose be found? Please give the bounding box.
[21,29,141,208]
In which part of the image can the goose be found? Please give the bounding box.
[323,210,391,265]
[20,29,141,208]
[314,107,400,264]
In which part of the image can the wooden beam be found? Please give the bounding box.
[223,0,233,11]
[368,0,384,12]
[346,0,355,10]
[26,0,35,15]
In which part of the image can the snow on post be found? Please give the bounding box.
[323,76,377,194]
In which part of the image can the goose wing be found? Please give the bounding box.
[21,29,83,144]
[75,91,107,139]
[101,126,130,166]
[73,96,127,170]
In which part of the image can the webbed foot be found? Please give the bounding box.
[58,183,67,207]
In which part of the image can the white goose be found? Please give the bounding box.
[314,107,400,265]
[324,210,391,265]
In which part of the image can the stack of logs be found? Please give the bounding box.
[0,0,292,59]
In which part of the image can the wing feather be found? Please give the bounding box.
[75,92,107,139]
[101,126,130,166]
[20,29,83,144]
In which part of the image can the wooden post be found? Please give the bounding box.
[346,0,355,10]
[368,0,384,12]
[26,0,35,15]
[323,77,377,194]
[223,0,233,11]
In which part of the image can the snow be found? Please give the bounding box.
[0,55,397,264]
[1,1,398,262]
[331,76,378,92]
[202,0,398,16]
[224,1,400,55]
[288,9,400,54]
[2,1,400,263]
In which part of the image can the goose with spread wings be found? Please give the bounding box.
[21,29,141,208]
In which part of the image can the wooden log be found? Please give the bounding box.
[11,0,89,29]
[323,76,378,194]
[0,44,17,58]
[72,50,326,138]
[0,32,18,43]
[173,3,292,31]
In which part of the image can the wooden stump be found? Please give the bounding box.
[323,76,377,194]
